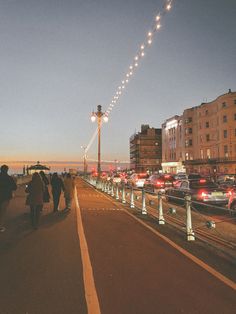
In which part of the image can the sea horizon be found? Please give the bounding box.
[0,160,130,174]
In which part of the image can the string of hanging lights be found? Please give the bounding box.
[85,0,174,155]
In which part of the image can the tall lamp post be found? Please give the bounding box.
[91,105,108,182]
[81,145,88,176]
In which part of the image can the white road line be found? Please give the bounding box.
[74,188,101,314]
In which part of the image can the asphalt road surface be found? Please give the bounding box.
[0,178,235,314]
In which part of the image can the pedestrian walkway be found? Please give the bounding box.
[0,184,87,314]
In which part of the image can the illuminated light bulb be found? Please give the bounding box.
[156,15,160,21]
[122,85,125,89]
[118,86,121,90]
[103,115,109,123]
[148,39,152,45]
[129,66,133,70]
[116,91,119,95]
[122,80,125,84]
[166,3,171,10]
[119,91,122,95]
[135,56,139,61]
[91,113,96,122]
[135,62,138,67]
[148,32,152,37]
[156,23,161,30]
[141,51,145,57]
[126,79,129,83]
[141,45,145,50]
[126,73,130,77]
[129,71,133,75]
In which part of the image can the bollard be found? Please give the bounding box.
[158,192,165,224]
[130,186,135,208]
[101,180,105,192]
[122,183,126,204]
[115,183,119,200]
[107,182,111,195]
[111,183,114,197]
[185,194,195,241]
[141,188,147,215]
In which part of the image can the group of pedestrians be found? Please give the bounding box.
[0,164,76,231]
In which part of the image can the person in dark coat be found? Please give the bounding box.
[0,165,17,232]
[51,173,65,212]
[39,170,50,204]
[26,172,44,229]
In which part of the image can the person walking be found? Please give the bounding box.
[51,173,65,212]
[63,173,75,211]
[26,172,44,229]
[39,171,50,204]
[0,165,17,232]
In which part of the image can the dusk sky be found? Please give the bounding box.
[0,0,236,165]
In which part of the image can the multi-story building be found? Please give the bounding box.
[184,89,236,174]
[161,115,185,173]
[130,125,162,173]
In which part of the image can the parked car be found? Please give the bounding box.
[128,173,149,188]
[165,178,230,206]
[174,173,187,181]
[111,174,122,184]
[144,174,176,193]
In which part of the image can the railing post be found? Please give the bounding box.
[115,183,119,200]
[185,194,195,241]
[107,182,111,195]
[158,192,165,224]
[110,183,113,197]
[141,188,147,215]
[101,180,105,192]
[130,186,135,208]
[122,183,126,204]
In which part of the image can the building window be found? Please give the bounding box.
[223,115,227,123]
[200,149,203,159]
[206,134,210,141]
[189,128,192,134]
[222,102,227,108]
[223,130,228,138]
[206,149,211,159]
[185,152,189,160]
[205,110,208,115]
[224,145,228,155]
[234,99,236,105]
[206,121,209,128]
[200,135,203,143]
[189,139,192,146]
[235,129,236,136]
[234,113,236,120]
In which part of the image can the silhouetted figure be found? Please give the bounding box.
[0,165,17,232]
[39,171,50,204]
[63,173,75,211]
[26,172,44,229]
[51,173,65,212]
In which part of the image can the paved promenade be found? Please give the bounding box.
[0,178,235,314]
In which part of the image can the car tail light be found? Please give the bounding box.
[199,179,206,183]
[155,180,164,187]
[200,191,208,198]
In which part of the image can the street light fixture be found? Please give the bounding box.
[91,105,108,181]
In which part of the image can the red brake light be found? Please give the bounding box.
[199,179,206,183]
[200,191,208,198]
[164,175,170,178]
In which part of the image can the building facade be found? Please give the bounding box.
[183,89,236,174]
[161,115,185,173]
[130,125,162,173]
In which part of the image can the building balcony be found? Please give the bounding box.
[183,157,236,165]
